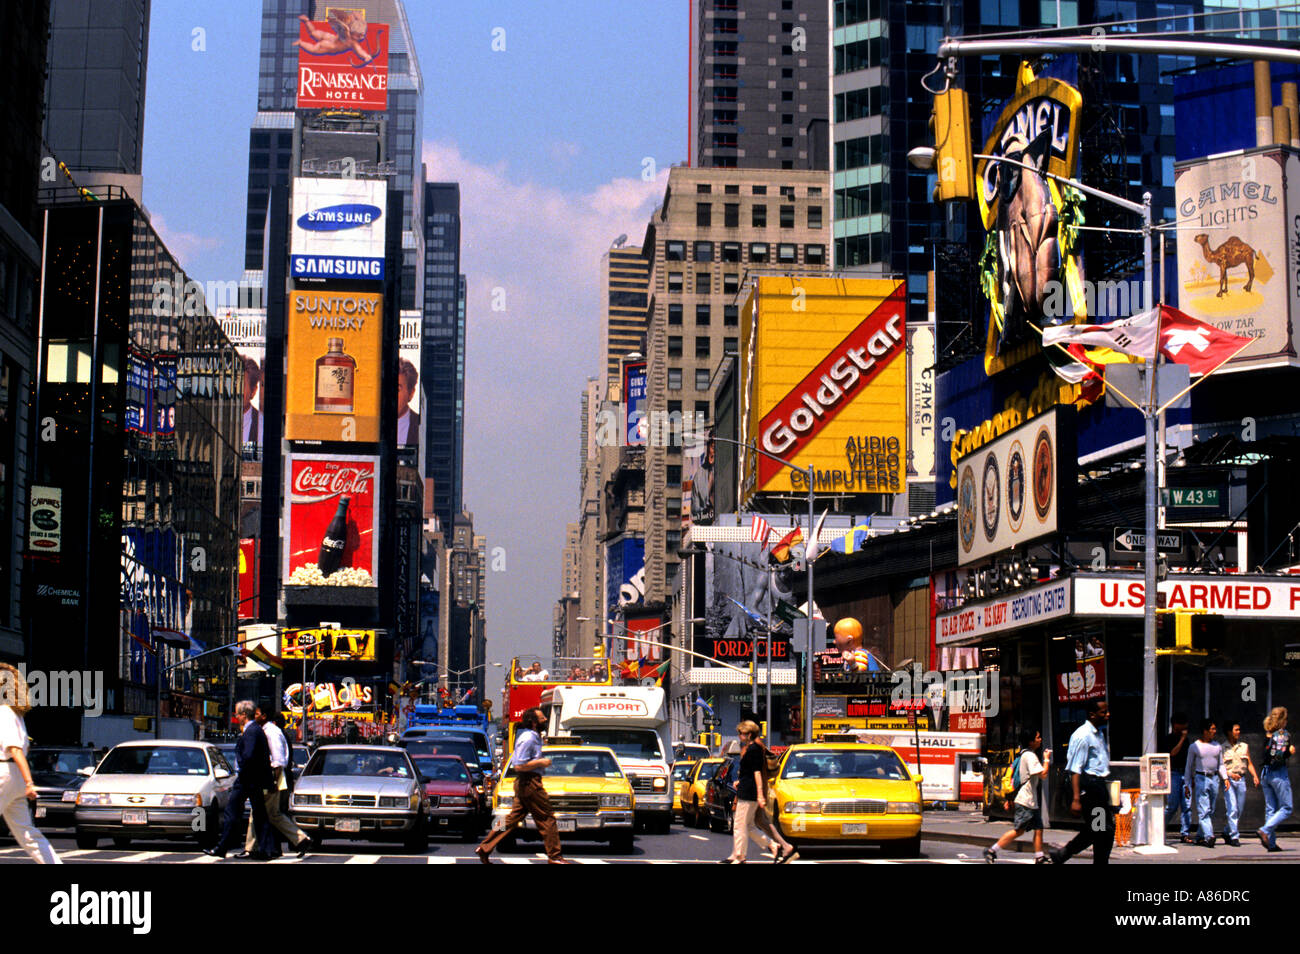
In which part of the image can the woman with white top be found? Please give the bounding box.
[985,728,1052,864]
[0,663,62,863]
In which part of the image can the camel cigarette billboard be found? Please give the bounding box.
[1174,146,1300,372]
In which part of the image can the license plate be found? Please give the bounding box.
[437,818,449,826]
[556,819,576,832]
[123,811,148,825]
[336,818,361,832]
[841,822,867,835]
[35,806,46,819]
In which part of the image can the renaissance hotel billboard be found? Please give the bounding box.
[290,177,386,280]
[739,277,908,505]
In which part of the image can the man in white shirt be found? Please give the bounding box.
[243,708,311,858]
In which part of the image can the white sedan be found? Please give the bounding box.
[74,740,234,850]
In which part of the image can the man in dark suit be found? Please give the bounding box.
[397,358,420,446]
[206,699,273,859]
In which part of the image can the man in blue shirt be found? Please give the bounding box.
[475,707,571,864]
[1050,699,1115,864]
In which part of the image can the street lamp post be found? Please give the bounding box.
[909,144,1167,851]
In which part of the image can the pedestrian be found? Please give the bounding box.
[1183,718,1225,848]
[1163,712,1193,844]
[239,707,311,859]
[1221,721,1258,848]
[0,663,62,864]
[985,728,1051,864]
[205,700,273,860]
[1049,699,1114,864]
[1258,706,1294,852]
[749,729,799,863]
[722,721,795,863]
[475,707,570,864]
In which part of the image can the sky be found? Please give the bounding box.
[140,1,686,702]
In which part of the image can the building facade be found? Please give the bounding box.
[422,182,464,526]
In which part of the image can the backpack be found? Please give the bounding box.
[1010,748,1025,792]
[1266,731,1291,769]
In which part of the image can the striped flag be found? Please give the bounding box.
[750,514,772,551]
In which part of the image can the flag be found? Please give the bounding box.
[648,659,671,687]
[805,508,830,562]
[460,686,475,703]
[243,643,283,672]
[750,514,772,551]
[1040,308,1160,359]
[1157,305,1253,375]
[774,599,805,623]
[830,525,872,554]
[770,526,803,564]
[727,597,766,625]
[694,695,715,717]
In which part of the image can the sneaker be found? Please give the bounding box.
[1034,855,1052,864]
[1226,838,1240,847]
[983,847,997,864]
[1048,847,1065,865]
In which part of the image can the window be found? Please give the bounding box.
[724,304,739,325]
[665,240,685,261]
[722,242,741,262]
[724,337,739,354]
[724,203,740,227]
[805,244,826,264]
[696,303,711,325]
[752,204,767,227]
[697,203,712,227]
[714,86,738,102]
[667,499,681,517]
[668,303,683,325]
[667,400,682,419]
[750,243,769,263]
[778,244,797,263]
[714,109,738,127]
[696,272,711,293]
[713,63,737,81]
[668,368,682,391]
[712,133,738,149]
[782,113,793,125]
[781,90,793,101]
[668,273,683,293]
[781,137,794,148]
[724,184,740,194]
[666,531,682,553]
[696,337,711,359]
[695,368,711,391]
[780,205,795,228]
[695,401,711,426]
[696,183,712,194]
[752,185,767,195]
[668,336,683,357]
[694,241,714,262]
[808,207,823,228]
[808,187,822,196]
[724,274,740,294]
[713,41,737,56]
[667,465,682,485]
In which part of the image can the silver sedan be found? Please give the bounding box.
[289,745,427,851]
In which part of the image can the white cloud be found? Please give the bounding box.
[148,213,222,272]
[421,140,665,653]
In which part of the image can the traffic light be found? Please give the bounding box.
[1156,610,1223,654]
[930,88,976,202]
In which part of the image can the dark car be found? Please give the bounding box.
[704,756,739,834]
[27,747,98,828]
[399,737,487,811]
[409,754,481,840]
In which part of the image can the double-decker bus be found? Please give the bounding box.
[501,655,612,758]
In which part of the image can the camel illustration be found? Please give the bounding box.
[1193,233,1258,297]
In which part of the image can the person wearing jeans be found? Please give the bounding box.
[0,664,62,864]
[1259,707,1294,852]
[1183,718,1225,848]
[1221,722,1258,847]
[1163,713,1193,843]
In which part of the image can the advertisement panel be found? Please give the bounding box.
[1173,148,1300,371]
[283,682,376,714]
[605,537,646,621]
[295,13,389,111]
[1073,574,1300,620]
[125,348,151,435]
[290,178,386,280]
[1055,634,1107,703]
[907,322,936,482]
[398,313,421,448]
[935,578,1072,645]
[153,353,177,437]
[285,289,382,442]
[740,277,908,503]
[282,628,376,661]
[623,361,648,446]
[955,406,1075,565]
[238,538,258,619]
[624,616,663,664]
[283,454,379,587]
[28,486,62,555]
[683,427,715,529]
[218,309,267,451]
[700,540,798,665]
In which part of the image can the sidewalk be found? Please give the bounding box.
[921,805,1299,862]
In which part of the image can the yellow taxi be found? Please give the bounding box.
[671,761,694,820]
[681,757,722,828]
[770,743,922,856]
[490,743,636,853]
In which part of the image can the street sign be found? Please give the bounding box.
[1112,528,1184,554]
[791,619,827,653]
[1161,487,1220,508]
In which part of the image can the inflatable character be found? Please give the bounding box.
[833,617,872,672]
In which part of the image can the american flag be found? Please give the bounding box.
[750,514,772,550]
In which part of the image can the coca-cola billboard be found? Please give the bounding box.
[283,455,379,588]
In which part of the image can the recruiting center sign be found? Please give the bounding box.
[740,277,908,504]
[936,578,1072,645]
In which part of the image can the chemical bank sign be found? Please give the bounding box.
[291,178,386,280]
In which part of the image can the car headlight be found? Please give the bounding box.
[475,785,485,794]
[887,801,922,814]
[600,794,632,809]
[160,794,201,808]
[77,792,110,806]
[379,796,406,808]
[497,795,514,809]
[462,795,478,806]
[61,791,78,802]
[293,793,322,807]
[783,800,823,814]
[652,777,667,790]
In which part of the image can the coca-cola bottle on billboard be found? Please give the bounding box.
[318,495,351,577]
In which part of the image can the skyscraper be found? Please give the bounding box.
[601,245,651,385]
[421,182,464,526]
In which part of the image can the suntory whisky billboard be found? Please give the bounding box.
[285,289,383,442]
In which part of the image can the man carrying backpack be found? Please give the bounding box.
[985,728,1052,863]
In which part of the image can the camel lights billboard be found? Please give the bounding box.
[1173,147,1300,372]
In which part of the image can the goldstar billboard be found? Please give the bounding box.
[285,289,382,442]
[740,277,908,504]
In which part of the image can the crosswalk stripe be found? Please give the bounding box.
[688,835,709,841]
[427,856,456,864]
[344,854,379,864]
[116,851,167,863]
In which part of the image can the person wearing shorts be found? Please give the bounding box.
[986,728,1052,864]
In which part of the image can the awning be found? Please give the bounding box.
[687,667,799,685]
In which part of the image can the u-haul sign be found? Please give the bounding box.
[577,698,649,717]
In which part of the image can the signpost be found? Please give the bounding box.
[1112,528,1184,556]
[1160,488,1220,508]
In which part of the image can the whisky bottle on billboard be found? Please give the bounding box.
[318,495,351,577]
[315,337,355,413]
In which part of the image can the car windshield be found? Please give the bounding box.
[781,749,910,781]
[97,746,210,776]
[308,750,413,778]
[402,740,481,770]
[571,729,661,760]
[505,751,622,779]
[695,760,720,781]
[29,750,96,774]
[672,763,694,781]
[412,758,470,783]
[418,730,492,763]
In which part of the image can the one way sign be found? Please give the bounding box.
[1112,528,1184,554]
